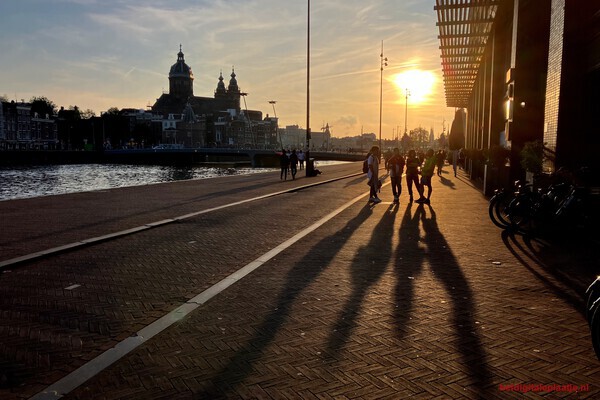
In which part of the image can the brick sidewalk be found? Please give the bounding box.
[1,164,599,399]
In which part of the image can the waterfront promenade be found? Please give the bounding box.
[0,162,599,399]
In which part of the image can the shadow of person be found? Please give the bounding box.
[197,205,374,399]
[438,175,456,189]
[421,204,493,396]
[324,203,398,358]
[393,202,426,340]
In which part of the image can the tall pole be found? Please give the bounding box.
[306,0,311,176]
[269,100,281,149]
[379,41,387,153]
[404,88,410,137]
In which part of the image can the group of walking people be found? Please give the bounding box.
[280,149,305,180]
[366,145,443,205]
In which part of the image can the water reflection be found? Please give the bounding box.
[0,164,272,201]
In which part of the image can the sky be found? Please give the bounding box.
[0,0,455,140]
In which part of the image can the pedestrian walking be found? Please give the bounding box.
[280,149,290,180]
[436,149,445,176]
[416,148,436,204]
[297,150,305,170]
[366,145,382,203]
[289,149,299,180]
[405,149,422,203]
[387,147,405,204]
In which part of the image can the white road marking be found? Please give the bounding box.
[30,189,369,400]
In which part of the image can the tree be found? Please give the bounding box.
[0,94,8,103]
[80,109,96,119]
[67,105,82,119]
[30,96,57,117]
[105,107,120,115]
[410,126,429,150]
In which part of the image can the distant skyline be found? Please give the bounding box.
[0,0,455,139]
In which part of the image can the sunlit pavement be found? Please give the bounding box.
[1,163,599,399]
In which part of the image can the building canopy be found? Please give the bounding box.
[435,0,500,108]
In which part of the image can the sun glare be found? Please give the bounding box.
[392,70,436,105]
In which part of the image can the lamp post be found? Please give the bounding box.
[269,100,281,149]
[379,40,387,153]
[306,0,312,176]
[404,88,411,140]
[240,92,254,147]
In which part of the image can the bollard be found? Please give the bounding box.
[306,158,316,177]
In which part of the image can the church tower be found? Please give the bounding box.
[227,68,241,110]
[169,45,194,99]
[214,71,227,99]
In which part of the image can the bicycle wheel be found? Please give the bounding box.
[586,277,600,324]
[489,191,512,229]
[590,303,600,360]
[507,196,533,233]
[493,192,513,228]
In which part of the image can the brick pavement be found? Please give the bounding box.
[0,162,599,399]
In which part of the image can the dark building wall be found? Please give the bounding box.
[511,0,550,146]
[555,2,600,175]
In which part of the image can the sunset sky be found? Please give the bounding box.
[0,0,455,139]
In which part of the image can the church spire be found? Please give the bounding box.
[215,70,227,97]
[228,66,239,93]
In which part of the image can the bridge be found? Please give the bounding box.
[103,148,367,167]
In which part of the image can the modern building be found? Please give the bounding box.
[436,0,600,193]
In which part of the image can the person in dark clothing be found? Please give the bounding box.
[405,149,422,202]
[289,149,299,180]
[387,147,405,204]
[280,149,290,180]
[436,149,446,176]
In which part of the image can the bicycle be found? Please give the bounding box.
[488,187,514,229]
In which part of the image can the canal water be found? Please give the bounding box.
[0,164,275,201]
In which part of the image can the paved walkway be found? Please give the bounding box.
[0,162,599,399]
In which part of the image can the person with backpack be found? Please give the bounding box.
[387,147,405,204]
[366,145,381,203]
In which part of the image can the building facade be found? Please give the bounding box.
[152,47,277,148]
[436,0,600,193]
[0,101,58,150]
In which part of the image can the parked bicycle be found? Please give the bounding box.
[488,168,597,237]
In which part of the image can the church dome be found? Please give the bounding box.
[169,46,194,80]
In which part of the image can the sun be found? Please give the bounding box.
[391,69,436,105]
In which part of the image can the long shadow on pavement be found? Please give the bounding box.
[395,203,493,397]
[500,230,597,317]
[196,204,374,398]
[324,203,398,357]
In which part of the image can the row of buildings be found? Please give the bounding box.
[0,47,284,151]
[437,0,600,192]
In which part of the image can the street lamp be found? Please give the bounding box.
[268,100,277,118]
[379,40,387,153]
[404,88,411,137]
[240,92,254,147]
[269,100,282,149]
[306,0,312,176]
